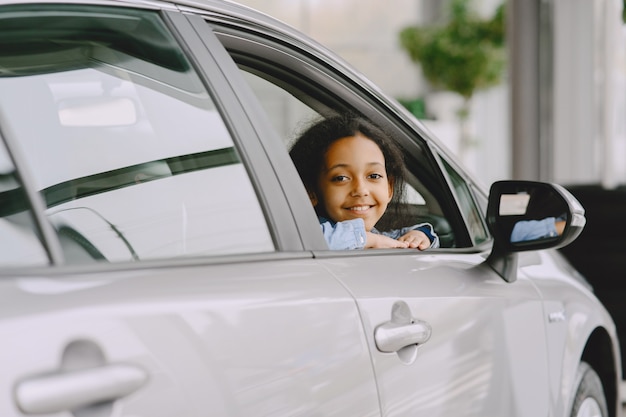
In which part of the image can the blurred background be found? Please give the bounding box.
[235,0,626,189]
[236,0,626,391]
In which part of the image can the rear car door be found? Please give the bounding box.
[205,15,554,416]
[0,3,380,416]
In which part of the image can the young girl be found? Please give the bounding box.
[289,114,439,250]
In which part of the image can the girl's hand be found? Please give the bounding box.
[365,232,409,249]
[398,230,431,250]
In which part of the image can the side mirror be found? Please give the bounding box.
[485,180,586,282]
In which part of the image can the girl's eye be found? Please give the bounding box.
[331,175,349,182]
[368,173,384,180]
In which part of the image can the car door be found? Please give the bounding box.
[204,16,554,415]
[0,4,380,416]
[317,158,552,417]
[321,249,551,416]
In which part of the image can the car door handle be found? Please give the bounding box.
[374,320,432,353]
[15,363,148,415]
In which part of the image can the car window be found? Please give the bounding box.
[216,30,469,248]
[0,140,49,267]
[0,5,274,264]
[238,72,442,217]
[239,70,319,146]
[440,157,489,244]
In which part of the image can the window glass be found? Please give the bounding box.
[239,70,320,145]
[0,5,274,263]
[0,140,48,266]
[441,158,489,244]
[404,183,427,205]
[471,183,489,215]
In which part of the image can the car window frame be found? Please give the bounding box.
[169,10,312,252]
[435,150,490,246]
[205,17,485,250]
[183,12,330,251]
[0,131,57,266]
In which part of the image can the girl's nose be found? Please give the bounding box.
[351,178,369,197]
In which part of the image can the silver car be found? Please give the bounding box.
[0,1,621,416]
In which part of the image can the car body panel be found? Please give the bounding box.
[1,259,381,417]
[517,249,621,416]
[318,250,551,416]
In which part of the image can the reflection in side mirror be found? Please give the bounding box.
[487,180,586,252]
[498,192,566,243]
[510,216,566,243]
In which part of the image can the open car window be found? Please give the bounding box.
[239,70,319,147]
[214,27,476,248]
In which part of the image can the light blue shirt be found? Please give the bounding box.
[510,217,558,243]
[319,217,440,250]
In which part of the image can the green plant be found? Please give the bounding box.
[399,0,505,153]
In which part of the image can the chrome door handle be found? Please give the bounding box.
[15,363,148,414]
[374,320,432,353]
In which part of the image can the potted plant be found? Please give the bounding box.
[399,0,506,158]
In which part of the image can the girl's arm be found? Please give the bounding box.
[382,223,440,250]
[365,232,410,249]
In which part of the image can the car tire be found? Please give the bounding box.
[570,361,608,417]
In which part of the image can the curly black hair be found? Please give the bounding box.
[289,114,409,226]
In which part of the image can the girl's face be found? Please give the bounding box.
[313,133,393,231]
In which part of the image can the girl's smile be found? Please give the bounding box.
[345,205,373,211]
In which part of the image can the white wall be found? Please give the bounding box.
[235,0,425,98]
[552,0,626,187]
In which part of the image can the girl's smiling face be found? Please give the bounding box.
[312,133,393,231]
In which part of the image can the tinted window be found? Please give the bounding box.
[441,158,489,244]
[0,5,274,263]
